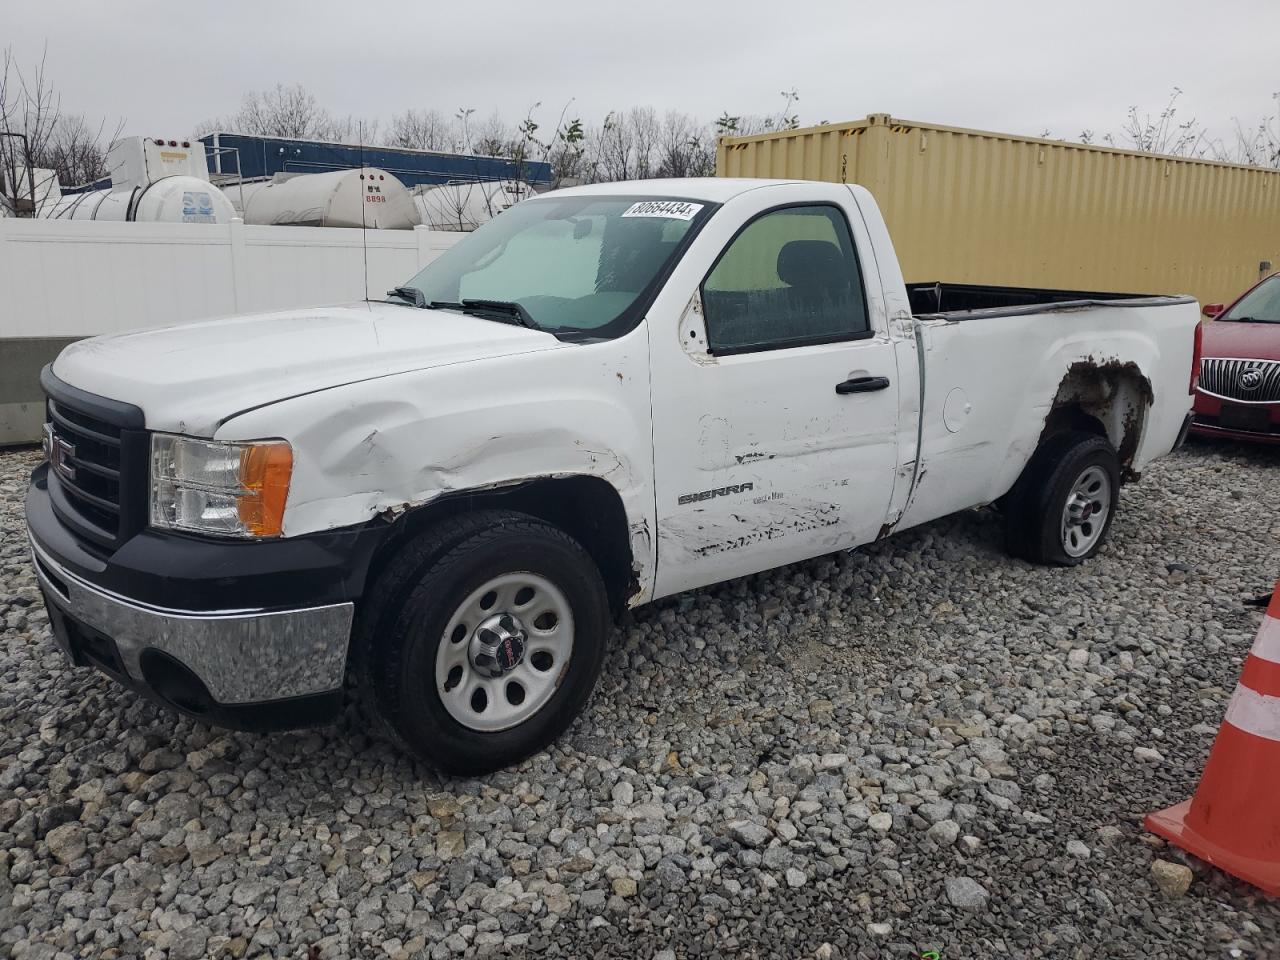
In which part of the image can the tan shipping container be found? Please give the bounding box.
[716,113,1280,309]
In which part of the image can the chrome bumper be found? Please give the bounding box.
[29,536,354,705]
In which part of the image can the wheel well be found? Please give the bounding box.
[1041,360,1154,478]
[367,476,636,616]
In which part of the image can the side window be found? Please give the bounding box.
[702,205,869,354]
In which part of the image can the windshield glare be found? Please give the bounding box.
[398,195,712,337]
[1223,275,1280,323]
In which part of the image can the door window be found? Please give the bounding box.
[702,205,869,353]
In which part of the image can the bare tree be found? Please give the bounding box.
[589,107,661,182]
[1220,94,1280,169]
[656,111,715,178]
[1109,88,1213,157]
[0,45,122,209]
[0,46,58,210]
[197,83,375,143]
[470,111,515,157]
[389,108,461,152]
[714,89,803,140]
[235,83,328,137]
[330,114,380,145]
[43,113,119,185]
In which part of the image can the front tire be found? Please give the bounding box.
[1004,431,1121,566]
[357,511,609,775]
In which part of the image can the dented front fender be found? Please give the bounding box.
[215,329,660,603]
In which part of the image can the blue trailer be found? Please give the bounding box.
[199,133,552,188]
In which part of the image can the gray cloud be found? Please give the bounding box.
[6,0,1278,146]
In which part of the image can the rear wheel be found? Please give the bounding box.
[1004,431,1121,566]
[357,511,609,775]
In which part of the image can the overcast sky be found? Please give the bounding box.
[6,0,1279,145]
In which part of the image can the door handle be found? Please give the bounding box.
[835,376,891,395]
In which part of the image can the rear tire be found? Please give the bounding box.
[1004,431,1121,566]
[356,510,609,775]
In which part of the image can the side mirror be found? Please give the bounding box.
[1202,303,1225,319]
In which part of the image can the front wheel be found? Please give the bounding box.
[1004,431,1121,566]
[358,511,609,775]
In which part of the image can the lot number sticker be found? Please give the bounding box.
[622,200,704,220]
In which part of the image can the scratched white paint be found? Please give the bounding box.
[44,178,1198,610]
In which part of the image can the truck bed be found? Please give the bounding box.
[906,281,1189,317]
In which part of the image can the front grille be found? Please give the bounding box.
[48,399,124,536]
[42,371,147,550]
[1199,357,1280,403]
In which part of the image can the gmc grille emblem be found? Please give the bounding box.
[52,436,77,482]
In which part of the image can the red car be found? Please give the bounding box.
[1191,273,1280,444]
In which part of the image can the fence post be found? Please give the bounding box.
[228,217,247,312]
[0,218,13,328]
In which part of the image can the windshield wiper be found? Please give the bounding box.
[386,286,427,308]
[1229,315,1277,323]
[460,298,539,329]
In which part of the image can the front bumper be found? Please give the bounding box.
[1191,391,1280,445]
[26,463,387,730]
[31,535,353,704]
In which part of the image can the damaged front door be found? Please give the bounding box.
[652,200,900,596]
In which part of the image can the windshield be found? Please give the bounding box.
[396,195,715,339]
[1222,275,1280,323]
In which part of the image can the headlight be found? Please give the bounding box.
[150,434,293,538]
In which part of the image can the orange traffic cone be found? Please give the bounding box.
[1145,583,1280,895]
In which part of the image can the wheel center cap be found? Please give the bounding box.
[469,614,527,678]
[1067,493,1092,525]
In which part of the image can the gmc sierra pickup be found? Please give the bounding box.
[26,178,1201,774]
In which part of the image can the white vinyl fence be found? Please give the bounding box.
[0,218,463,443]
[0,217,462,337]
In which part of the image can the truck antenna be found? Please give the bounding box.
[359,134,370,302]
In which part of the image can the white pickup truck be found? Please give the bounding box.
[26,178,1201,774]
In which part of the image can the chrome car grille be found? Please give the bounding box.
[1198,357,1280,403]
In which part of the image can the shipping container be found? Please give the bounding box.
[717,113,1280,309]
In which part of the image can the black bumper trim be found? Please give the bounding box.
[27,462,390,612]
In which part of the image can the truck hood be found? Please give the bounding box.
[52,302,565,435]
[1201,319,1280,362]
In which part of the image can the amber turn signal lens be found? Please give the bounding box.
[237,442,293,537]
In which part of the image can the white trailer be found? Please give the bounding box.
[241,168,418,229]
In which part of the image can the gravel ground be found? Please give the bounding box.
[2,439,1279,960]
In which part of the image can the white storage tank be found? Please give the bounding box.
[222,177,275,216]
[41,137,236,224]
[43,177,236,223]
[241,168,418,229]
[413,179,532,231]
